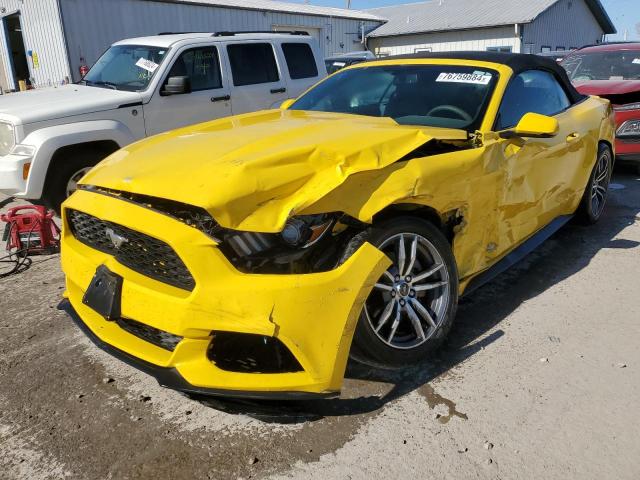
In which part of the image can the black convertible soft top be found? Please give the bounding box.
[375,51,585,104]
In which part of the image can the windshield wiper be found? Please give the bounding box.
[83,80,119,90]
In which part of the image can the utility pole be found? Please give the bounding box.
[346,0,352,8]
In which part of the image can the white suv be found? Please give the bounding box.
[0,31,326,210]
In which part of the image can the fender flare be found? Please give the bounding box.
[23,120,137,199]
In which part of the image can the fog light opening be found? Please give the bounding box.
[207,332,303,374]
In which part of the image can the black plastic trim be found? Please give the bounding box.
[464,215,573,295]
[58,300,337,400]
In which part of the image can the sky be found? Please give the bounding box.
[288,0,640,40]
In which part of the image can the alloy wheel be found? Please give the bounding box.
[590,149,611,218]
[66,167,93,198]
[364,233,451,350]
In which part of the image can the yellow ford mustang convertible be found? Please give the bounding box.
[60,52,615,399]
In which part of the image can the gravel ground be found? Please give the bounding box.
[1,171,639,480]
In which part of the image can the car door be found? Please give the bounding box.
[278,41,324,99]
[224,42,289,114]
[145,44,232,136]
[495,69,588,253]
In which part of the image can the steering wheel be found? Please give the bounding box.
[426,105,473,122]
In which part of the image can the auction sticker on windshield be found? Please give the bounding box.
[136,58,159,73]
[436,72,492,85]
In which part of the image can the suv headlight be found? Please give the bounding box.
[617,120,640,138]
[0,122,15,156]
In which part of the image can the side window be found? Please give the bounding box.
[227,43,280,86]
[167,46,222,91]
[282,43,318,79]
[496,70,571,130]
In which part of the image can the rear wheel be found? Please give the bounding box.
[348,217,459,369]
[577,143,612,224]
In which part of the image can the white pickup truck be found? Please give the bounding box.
[0,31,326,210]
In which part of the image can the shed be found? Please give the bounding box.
[367,0,616,57]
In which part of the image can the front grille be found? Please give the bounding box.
[117,318,182,351]
[67,209,195,291]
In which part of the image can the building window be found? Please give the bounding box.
[486,46,512,53]
[414,47,432,53]
[523,43,535,54]
[282,43,318,80]
[541,46,552,53]
[556,46,566,51]
[227,43,279,86]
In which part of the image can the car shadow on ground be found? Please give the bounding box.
[195,172,640,423]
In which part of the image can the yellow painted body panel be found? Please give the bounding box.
[61,58,615,395]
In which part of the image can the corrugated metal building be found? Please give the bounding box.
[0,0,383,92]
[367,0,616,56]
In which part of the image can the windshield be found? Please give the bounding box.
[83,45,168,91]
[291,65,498,130]
[561,50,640,81]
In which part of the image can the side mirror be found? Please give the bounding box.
[500,112,559,139]
[280,98,295,110]
[161,76,191,96]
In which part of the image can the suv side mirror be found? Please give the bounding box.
[280,98,295,110]
[499,112,559,139]
[161,76,191,96]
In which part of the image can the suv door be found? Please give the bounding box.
[145,45,231,136]
[495,69,588,252]
[278,41,323,98]
[225,42,288,114]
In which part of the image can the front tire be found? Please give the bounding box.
[42,152,102,214]
[577,143,612,225]
[349,217,459,369]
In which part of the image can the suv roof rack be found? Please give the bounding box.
[157,31,210,35]
[212,30,309,37]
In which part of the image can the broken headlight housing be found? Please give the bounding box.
[219,214,347,274]
[617,120,640,139]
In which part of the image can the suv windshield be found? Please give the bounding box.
[290,65,498,130]
[82,45,168,91]
[561,50,640,81]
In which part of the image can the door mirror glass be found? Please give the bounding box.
[162,76,191,96]
[280,98,295,110]
[500,112,559,139]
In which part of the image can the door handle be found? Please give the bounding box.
[270,87,286,94]
[566,132,581,142]
[211,95,231,102]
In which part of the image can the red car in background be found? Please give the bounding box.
[561,43,640,173]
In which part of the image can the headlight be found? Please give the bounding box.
[219,214,342,274]
[617,120,640,138]
[614,103,640,112]
[0,122,15,156]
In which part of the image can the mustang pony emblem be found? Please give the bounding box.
[105,228,128,249]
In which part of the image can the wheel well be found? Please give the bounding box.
[44,140,120,189]
[599,139,613,156]
[372,204,457,243]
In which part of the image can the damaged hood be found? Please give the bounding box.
[81,110,468,231]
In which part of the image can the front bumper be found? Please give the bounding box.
[0,153,32,197]
[60,189,390,398]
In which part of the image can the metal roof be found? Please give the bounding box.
[144,0,384,21]
[367,0,615,37]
